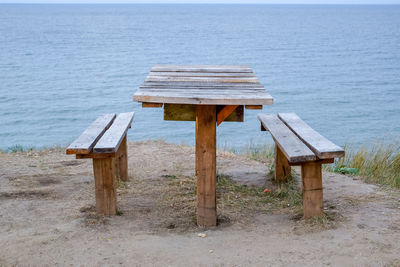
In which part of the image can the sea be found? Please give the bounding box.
[0,4,399,151]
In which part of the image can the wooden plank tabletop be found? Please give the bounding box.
[133,65,273,105]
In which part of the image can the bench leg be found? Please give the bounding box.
[301,162,323,219]
[196,105,217,227]
[275,145,291,182]
[117,136,129,181]
[93,158,116,215]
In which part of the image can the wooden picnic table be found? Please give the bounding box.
[133,64,273,226]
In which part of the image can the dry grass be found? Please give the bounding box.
[160,172,302,229]
[333,139,400,188]
[243,142,274,163]
[239,137,400,189]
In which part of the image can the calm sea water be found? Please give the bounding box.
[0,4,399,151]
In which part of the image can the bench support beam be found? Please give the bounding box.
[196,105,217,227]
[93,158,117,216]
[301,162,323,219]
[115,136,128,181]
[275,145,291,182]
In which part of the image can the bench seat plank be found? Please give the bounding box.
[66,113,116,155]
[94,112,135,153]
[278,113,345,159]
[258,114,316,163]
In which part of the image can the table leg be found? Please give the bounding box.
[196,105,217,226]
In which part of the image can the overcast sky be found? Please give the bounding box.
[1,0,399,4]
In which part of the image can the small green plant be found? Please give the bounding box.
[161,174,178,180]
[117,180,128,189]
[116,208,123,216]
[7,144,25,153]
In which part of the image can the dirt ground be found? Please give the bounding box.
[0,140,400,266]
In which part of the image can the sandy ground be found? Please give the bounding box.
[0,140,400,266]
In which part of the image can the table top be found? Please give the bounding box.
[133,64,274,105]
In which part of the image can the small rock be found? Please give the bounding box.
[197,233,207,238]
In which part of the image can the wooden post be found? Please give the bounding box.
[275,145,291,182]
[93,158,117,215]
[117,136,128,181]
[196,105,217,227]
[114,151,120,182]
[301,162,323,219]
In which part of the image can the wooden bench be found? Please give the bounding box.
[66,112,135,215]
[258,113,345,218]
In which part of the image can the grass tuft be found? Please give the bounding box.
[244,142,274,162]
[7,144,25,153]
[237,137,400,189]
[335,139,400,188]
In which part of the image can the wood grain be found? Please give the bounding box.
[142,102,163,108]
[94,112,134,153]
[133,65,273,106]
[151,64,253,73]
[66,113,116,155]
[257,114,316,163]
[117,136,128,181]
[134,92,273,105]
[217,105,238,126]
[278,113,345,159]
[149,71,256,77]
[245,105,263,109]
[301,162,323,218]
[93,157,116,215]
[275,145,291,182]
[196,105,217,227]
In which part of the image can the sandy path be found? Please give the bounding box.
[0,140,399,266]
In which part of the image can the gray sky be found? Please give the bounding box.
[1,0,399,4]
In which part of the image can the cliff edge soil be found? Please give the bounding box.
[1,140,399,266]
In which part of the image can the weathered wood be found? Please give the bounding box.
[275,145,291,182]
[66,114,116,155]
[289,158,334,166]
[93,157,116,215]
[245,105,263,109]
[146,76,259,83]
[94,112,134,153]
[133,65,273,106]
[151,64,253,73]
[164,104,197,121]
[141,81,265,88]
[142,102,163,108]
[257,114,316,163]
[134,91,273,105]
[163,104,243,122]
[216,105,243,123]
[136,89,267,95]
[301,162,323,218]
[149,71,256,77]
[196,105,217,227]
[117,136,128,181]
[217,105,239,126]
[76,152,116,159]
[278,113,345,159]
